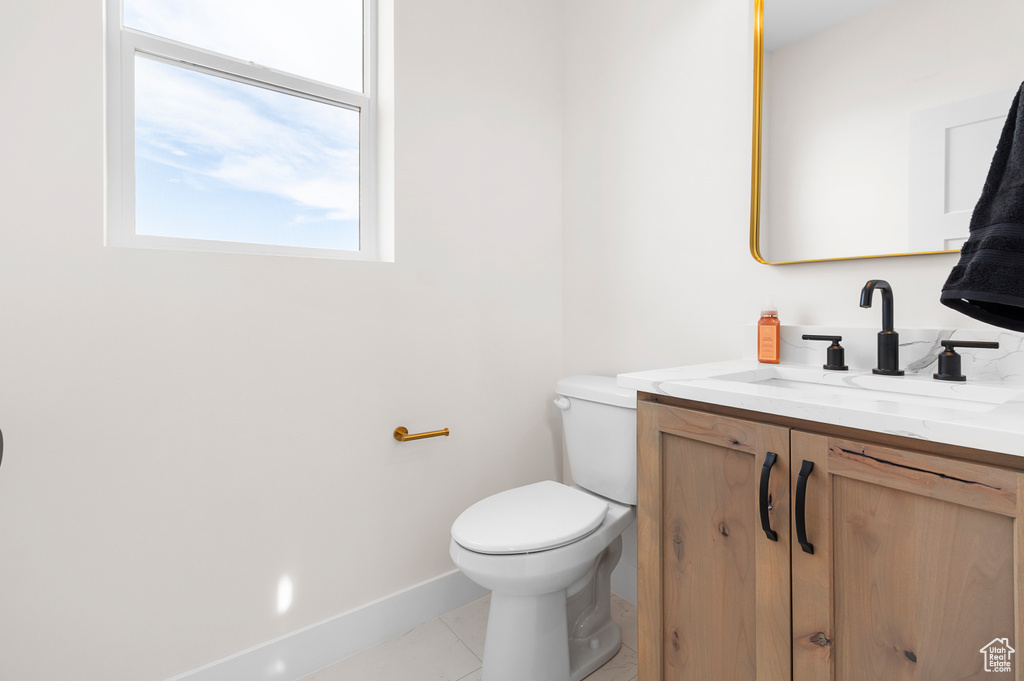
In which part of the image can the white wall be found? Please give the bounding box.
[562,0,987,599]
[0,1,564,679]
[1,0,993,678]
[563,0,972,379]
[763,0,1024,261]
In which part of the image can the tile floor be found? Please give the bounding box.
[299,593,638,681]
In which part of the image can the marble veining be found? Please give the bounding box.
[619,326,1024,456]
[759,325,1024,382]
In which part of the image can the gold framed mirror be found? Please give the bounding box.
[750,0,1024,265]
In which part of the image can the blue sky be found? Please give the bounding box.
[127,1,363,250]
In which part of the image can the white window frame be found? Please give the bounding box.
[104,0,379,260]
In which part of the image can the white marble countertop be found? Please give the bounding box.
[618,359,1024,457]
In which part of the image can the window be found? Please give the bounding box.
[105,0,379,259]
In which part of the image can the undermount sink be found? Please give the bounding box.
[699,365,1024,414]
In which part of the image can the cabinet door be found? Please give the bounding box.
[792,432,1024,681]
[638,402,791,681]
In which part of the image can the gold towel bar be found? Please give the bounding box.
[394,426,450,442]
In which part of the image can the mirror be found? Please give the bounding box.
[751,0,1024,264]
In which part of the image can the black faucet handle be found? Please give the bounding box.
[934,340,1000,381]
[940,340,1000,351]
[802,335,849,371]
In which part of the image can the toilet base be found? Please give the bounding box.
[478,537,624,681]
[568,617,622,681]
[567,535,623,680]
[479,592,623,681]
[450,492,635,681]
[481,590,571,681]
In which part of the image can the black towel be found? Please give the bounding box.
[941,82,1024,332]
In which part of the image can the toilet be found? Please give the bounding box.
[449,376,637,681]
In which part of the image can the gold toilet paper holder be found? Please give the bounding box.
[393,426,450,442]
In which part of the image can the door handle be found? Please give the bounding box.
[759,451,778,542]
[796,460,815,554]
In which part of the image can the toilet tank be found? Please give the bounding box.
[555,375,637,505]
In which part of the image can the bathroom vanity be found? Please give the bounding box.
[621,351,1024,681]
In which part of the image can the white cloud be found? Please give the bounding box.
[135,57,360,221]
[124,0,363,90]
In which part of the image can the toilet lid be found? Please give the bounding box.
[451,481,609,555]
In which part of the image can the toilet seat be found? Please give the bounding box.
[451,480,609,555]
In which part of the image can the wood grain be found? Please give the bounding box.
[827,438,1017,518]
[791,431,834,681]
[794,432,1019,681]
[637,401,663,681]
[1016,473,1024,681]
[640,393,1023,472]
[638,402,789,681]
[663,434,756,678]
[639,400,1024,681]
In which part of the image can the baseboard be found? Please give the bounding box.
[164,569,489,681]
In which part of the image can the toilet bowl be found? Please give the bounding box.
[449,376,637,681]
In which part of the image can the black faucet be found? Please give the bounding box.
[859,280,904,376]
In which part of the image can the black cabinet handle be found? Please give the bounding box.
[759,451,778,542]
[796,460,815,554]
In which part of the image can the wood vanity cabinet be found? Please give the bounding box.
[637,397,1024,681]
